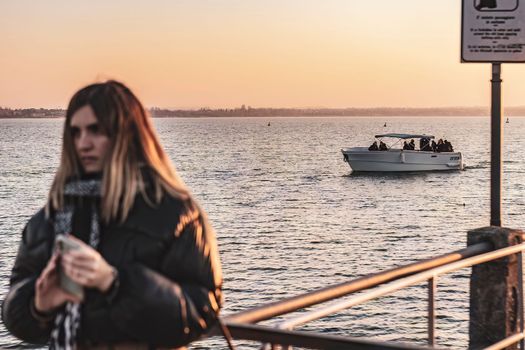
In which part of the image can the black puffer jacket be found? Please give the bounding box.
[2,190,222,348]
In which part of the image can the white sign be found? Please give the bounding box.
[462,0,525,62]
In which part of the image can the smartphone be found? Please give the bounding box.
[55,234,84,300]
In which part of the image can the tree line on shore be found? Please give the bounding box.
[3,106,525,118]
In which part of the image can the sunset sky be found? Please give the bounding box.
[2,0,525,109]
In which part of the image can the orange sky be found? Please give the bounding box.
[2,1,525,109]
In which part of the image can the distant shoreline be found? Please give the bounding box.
[2,107,525,118]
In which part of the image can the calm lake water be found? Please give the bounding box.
[1,116,524,349]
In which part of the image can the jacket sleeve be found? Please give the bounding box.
[2,211,54,345]
[109,204,223,348]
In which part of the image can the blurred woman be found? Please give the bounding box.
[2,80,222,349]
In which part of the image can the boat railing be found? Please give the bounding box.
[214,227,525,349]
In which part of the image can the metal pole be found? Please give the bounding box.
[490,63,502,227]
[428,277,437,346]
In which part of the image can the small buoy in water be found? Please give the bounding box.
[268,122,271,126]
[463,203,466,206]
[384,122,387,127]
[506,118,509,124]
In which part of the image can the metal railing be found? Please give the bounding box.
[219,239,525,349]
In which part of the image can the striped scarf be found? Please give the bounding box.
[50,179,102,350]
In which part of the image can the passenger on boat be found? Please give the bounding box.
[444,140,454,152]
[436,139,444,152]
[368,141,379,151]
[420,138,432,151]
[408,139,415,150]
[403,141,410,150]
[431,140,437,152]
[379,141,388,151]
[419,138,426,150]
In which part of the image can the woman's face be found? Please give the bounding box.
[70,105,111,174]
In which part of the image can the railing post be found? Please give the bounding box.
[518,251,524,350]
[428,277,437,346]
[467,227,524,349]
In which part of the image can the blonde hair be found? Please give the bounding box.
[49,80,189,222]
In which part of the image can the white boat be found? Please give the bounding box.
[341,133,463,172]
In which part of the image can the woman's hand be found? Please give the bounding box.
[35,253,82,313]
[60,236,116,292]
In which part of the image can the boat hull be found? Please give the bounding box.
[341,147,463,172]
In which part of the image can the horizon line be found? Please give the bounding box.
[2,105,521,111]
